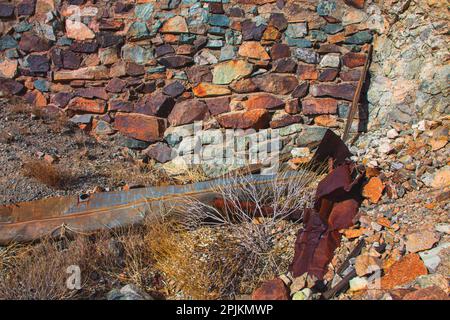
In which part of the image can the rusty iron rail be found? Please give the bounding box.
[0,170,306,244]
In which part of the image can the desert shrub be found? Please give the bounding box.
[146,166,325,299]
[22,159,75,189]
[0,236,108,300]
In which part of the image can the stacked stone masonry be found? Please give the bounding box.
[0,0,378,170]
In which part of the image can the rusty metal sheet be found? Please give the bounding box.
[0,170,306,244]
[289,131,364,280]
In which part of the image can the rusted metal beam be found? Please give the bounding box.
[342,44,373,143]
[0,171,305,244]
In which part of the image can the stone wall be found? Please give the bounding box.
[366,0,449,127]
[0,0,376,169]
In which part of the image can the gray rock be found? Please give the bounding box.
[107,284,154,300]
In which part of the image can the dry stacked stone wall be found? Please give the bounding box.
[0,0,375,171]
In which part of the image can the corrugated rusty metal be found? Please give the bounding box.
[0,171,304,244]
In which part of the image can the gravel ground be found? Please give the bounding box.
[0,98,131,205]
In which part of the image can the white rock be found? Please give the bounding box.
[378,141,393,154]
[435,223,450,234]
[349,277,368,292]
[291,147,310,158]
[419,242,450,273]
[319,53,340,68]
[386,128,399,139]
[292,288,312,300]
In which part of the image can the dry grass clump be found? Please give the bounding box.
[146,166,324,299]
[0,236,108,300]
[22,159,75,189]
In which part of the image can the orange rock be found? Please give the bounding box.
[402,286,448,300]
[328,33,345,44]
[377,217,391,228]
[34,90,47,107]
[192,83,231,97]
[380,254,427,290]
[314,115,339,127]
[365,167,380,178]
[68,97,106,114]
[362,177,384,203]
[159,16,188,34]
[114,113,166,142]
[238,41,270,60]
[262,25,281,42]
[342,228,366,239]
[217,109,270,130]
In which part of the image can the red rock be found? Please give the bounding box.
[362,177,385,203]
[302,98,338,115]
[135,92,175,118]
[245,93,284,110]
[209,2,224,14]
[126,62,145,76]
[114,113,166,142]
[380,254,428,290]
[270,43,291,60]
[285,98,299,114]
[75,87,108,100]
[19,33,51,53]
[344,0,365,9]
[318,69,339,82]
[158,55,193,69]
[318,44,345,54]
[70,41,99,53]
[311,83,357,101]
[291,82,309,98]
[273,58,297,73]
[155,44,175,57]
[402,286,448,300]
[253,73,298,95]
[252,278,290,300]
[168,99,208,126]
[269,13,288,31]
[143,142,173,163]
[186,65,213,85]
[217,109,270,130]
[342,52,367,68]
[108,99,133,112]
[297,64,319,80]
[54,66,109,81]
[67,97,106,114]
[230,78,258,93]
[270,113,302,128]
[106,78,127,93]
[204,96,230,116]
[50,92,73,108]
[340,69,362,81]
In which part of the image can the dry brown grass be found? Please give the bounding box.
[0,236,109,300]
[22,159,75,189]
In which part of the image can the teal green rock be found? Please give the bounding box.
[286,23,307,38]
[0,35,18,51]
[220,45,236,61]
[180,34,196,44]
[33,79,50,92]
[208,26,226,35]
[321,23,343,34]
[121,44,154,65]
[206,39,223,48]
[135,3,154,21]
[286,37,312,48]
[147,66,166,74]
[209,14,230,27]
[127,22,150,40]
[14,21,32,33]
[345,31,373,45]
[212,59,253,85]
[317,0,337,16]
[295,126,328,147]
[225,29,242,45]
[311,30,327,42]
